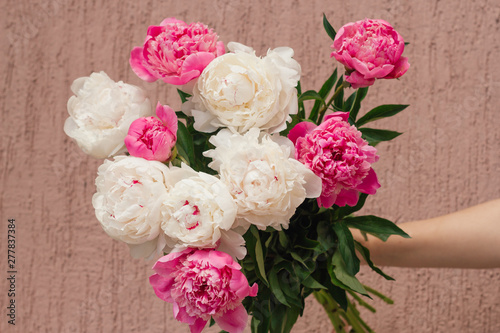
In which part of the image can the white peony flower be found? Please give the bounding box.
[204,128,322,230]
[64,71,153,159]
[182,42,301,134]
[92,156,172,259]
[160,164,245,259]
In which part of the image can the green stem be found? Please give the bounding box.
[363,285,394,304]
[346,299,374,333]
[347,290,376,313]
[317,81,349,123]
[342,299,367,333]
[313,290,347,333]
[178,154,190,165]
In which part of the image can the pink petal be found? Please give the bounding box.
[155,102,178,135]
[183,52,216,74]
[358,63,395,80]
[160,17,185,26]
[153,250,190,276]
[173,303,196,325]
[206,250,237,269]
[216,41,226,57]
[317,192,337,208]
[393,36,406,61]
[349,57,371,77]
[127,117,148,136]
[146,25,166,38]
[331,51,346,66]
[161,70,200,85]
[332,23,354,51]
[335,189,360,207]
[288,121,317,145]
[323,111,349,123]
[385,56,410,79]
[345,71,375,89]
[185,249,238,269]
[130,47,158,82]
[229,270,252,299]
[214,305,248,333]
[353,168,380,195]
[339,52,356,71]
[162,52,215,86]
[149,274,175,302]
[151,134,173,162]
[125,137,154,160]
[189,318,208,333]
[249,283,258,297]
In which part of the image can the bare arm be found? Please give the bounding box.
[352,199,500,268]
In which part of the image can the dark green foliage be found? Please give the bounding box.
[323,14,337,41]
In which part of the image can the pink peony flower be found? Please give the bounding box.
[150,248,258,333]
[331,19,410,89]
[288,112,380,208]
[124,102,177,162]
[130,18,225,86]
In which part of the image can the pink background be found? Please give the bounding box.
[1,0,500,332]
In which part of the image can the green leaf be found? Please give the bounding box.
[332,221,360,276]
[333,76,345,109]
[269,267,291,307]
[297,81,305,119]
[294,233,321,251]
[278,230,289,249]
[250,227,269,284]
[309,69,337,122]
[359,128,402,146]
[354,241,394,280]
[302,275,327,290]
[344,215,410,241]
[175,110,189,120]
[356,104,409,127]
[175,143,190,165]
[281,113,301,137]
[328,284,348,311]
[316,220,336,252]
[323,13,337,41]
[276,263,303,308]
[330,251,369,296]
[250,295,271,333]
[298,90,325,105]
[282,307,301,333]
[175,120,195,165]
[177,89,192,103]
[343,91,357,111]
[251,317,260,333]
[264,232,275,249]
[270,304,294,333]
[292,261,313,282]
[290,252,309,269]
[348,87,369,123]
[269,304,301,333]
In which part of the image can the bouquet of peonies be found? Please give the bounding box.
[65,15,411,333]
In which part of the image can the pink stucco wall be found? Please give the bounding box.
[1,0,499,332]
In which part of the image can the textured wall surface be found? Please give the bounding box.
[1,0,499,332]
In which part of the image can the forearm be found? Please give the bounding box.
[353,199,500,269]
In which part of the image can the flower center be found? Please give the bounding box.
[173,200,201,230]
[139,118,169,149]
[221,72,255,106]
